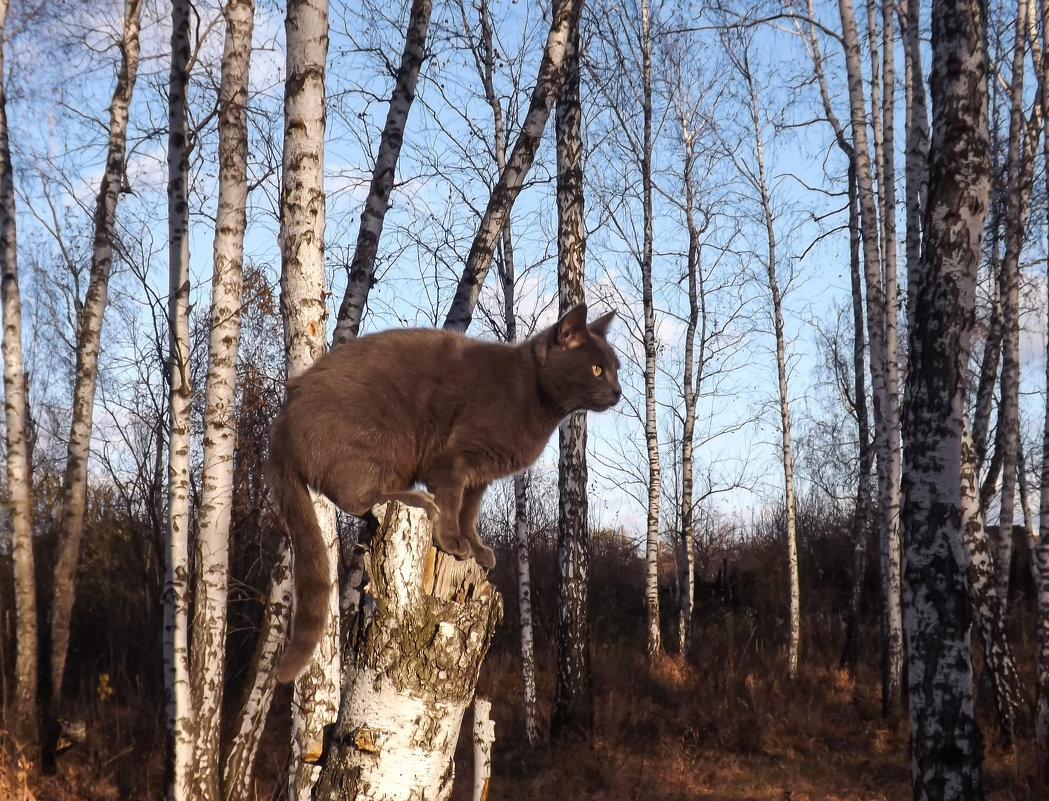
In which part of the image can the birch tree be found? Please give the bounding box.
[551,3,592,738]
[0,0,38,753]
[332,0,432,343]
[469,0,540,739]
[674,95,703,659]
[638,0,662,661]
[164,1,195,796]
[834,0,904,714]
[899,0,989,793]
[189,1,254,798]
[1037,0,1049,771]
[49,0,143,734]
[278,2,340,797]
[721,25,801,679]
[797,0,873,676]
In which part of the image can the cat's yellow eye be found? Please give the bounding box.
[592,365,603,377]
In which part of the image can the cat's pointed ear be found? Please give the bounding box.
[588,309,616,339]
[554,303,589,350]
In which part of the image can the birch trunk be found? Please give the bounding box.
[899,0,929,307]
[900,0,990,793]
[50,0,143,713]
[800,1,872,675]
[836,0,903,714]
[1038,0,1049,771]
[676,111,703,658]
[513,472,539,743]
[993,0,1038,612]
[551,6,592,739]
[470,0,540,742]
[732,34,800,679]
[443,0,580,333]
[472,697,494,801]
[332,0,432,344]
[279,3,339,799]
[637,0,662,662]
[314,502,502,800]
[165,2,195,796]
[843,160,873,674]
[223,550,293,801]
[189,3,254,799]
[0,0,38,750]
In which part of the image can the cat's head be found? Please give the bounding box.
[535,303,622,415]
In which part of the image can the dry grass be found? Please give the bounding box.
[4,628,1046,800]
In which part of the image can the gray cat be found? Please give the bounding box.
[268,303,621,681]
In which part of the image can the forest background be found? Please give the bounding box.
[0,0,1047,798]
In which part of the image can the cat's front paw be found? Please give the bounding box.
[433,523,472,560]
[471,543,496,570]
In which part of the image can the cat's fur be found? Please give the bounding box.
[268,303,621,681]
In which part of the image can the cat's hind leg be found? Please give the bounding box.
[459,484,495,569]
[422,468,472,560]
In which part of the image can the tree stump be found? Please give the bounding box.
[315,501,502,801]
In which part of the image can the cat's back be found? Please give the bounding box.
[287,326,516,404]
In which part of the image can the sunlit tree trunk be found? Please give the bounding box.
[189,2,253,799]
[636,0,662,661]
[50,0,143,720]
[443,0,580,332]
[513,472,539,743]
[728,30,800,679]
[843,160,873,674]
[676,107,704,659]
[551,7,592,739]
[314,503,502,800]
[1037,0,1049,773]
[993,0,1039,615]
[799,0,872,675]
[900,0,990,793]
[0,0,38,752]
[332,0,432,343]
[465,0,540,743]
[165,1,195,796]
[223,550,292,801]
[836,0,903,714]
[279,2,339,798]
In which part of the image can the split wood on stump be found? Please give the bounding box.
[315,501,503,801]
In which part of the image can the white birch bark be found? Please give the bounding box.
[468,0,540,741]
[1037,0,1049,770]
[836,0,903,713]
[513,472,539,744]
[729,31,800,679]
[165,2,195,796]
[472,697,495,801]
[314,503,502,800]
[993,0,1038,613]
[638,0,662,662]
[189,2,254,799]
[899,0,929,304]
[797,0,872,675]
[677,108,701,656]
[223,549,293,801]
[279,3,339,797]
[332,0,432,344]
[551,8,592,739]
[900,0,989,792]
[443,0,580,333]
[50,0,143,711]
[0,0,38,749]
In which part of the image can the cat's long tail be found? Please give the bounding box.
[269,452,331,683]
